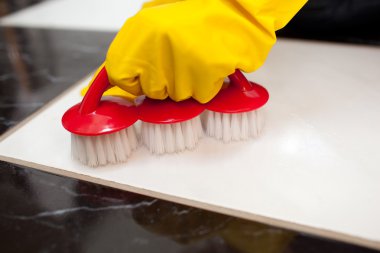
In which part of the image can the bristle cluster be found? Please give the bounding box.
[203,110,263,143]
[72,127,138,166]
[141,116,203,154]
[70,109,265,166]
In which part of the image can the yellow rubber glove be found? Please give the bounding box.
[142,0,185,8]
[88,0,307,103]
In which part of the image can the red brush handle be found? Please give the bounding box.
[228,69,252,91]
[79,66,110,114]
[79,68,249,115]
[62,65,139,136]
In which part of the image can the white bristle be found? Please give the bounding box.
[222,113,231,143]
[148,123,155,153]
[163,124,175,153]
[71,134,78,160]
[183,120,196,149]
[76,135,87,164]
[214,112,222,140]
[141,116,202,154]
[94,136,107,166]
[203,110,264,142]
[231,113,241,141]
[84,137,97,166]
[192,117,204,139]
[120,130,132,157]
[240,112,249,140]
[154,124,165,154]
[174,123,185,151]
[206,111,215,137]
[71,127,137,167]
[113,131,128,162]
[127,126,138,150]
[104,134,117,164]
[141,122,148,146]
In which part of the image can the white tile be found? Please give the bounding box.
[1,39,380,249]
[0,0,146,31]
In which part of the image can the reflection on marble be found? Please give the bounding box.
[0,161,378,253]
[0,27,115,134]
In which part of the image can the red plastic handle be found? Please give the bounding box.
[79,68,248,115]
[228,70,252,92]
[79,66,110,115]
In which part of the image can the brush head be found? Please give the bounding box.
[138,97,206,124]
[62,98,138,136]
[206,82,269,113]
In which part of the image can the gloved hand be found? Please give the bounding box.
[88,0,307,103]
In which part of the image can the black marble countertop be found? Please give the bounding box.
[1,0,380,251]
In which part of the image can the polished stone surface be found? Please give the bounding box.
[0,27,114,134]
[0,27,379,253]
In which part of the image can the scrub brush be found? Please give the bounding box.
[62,67,139,166]
[138,97,205,154]
[203,70,269,142]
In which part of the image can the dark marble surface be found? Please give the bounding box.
[0,27,114,134]
[0,26,379,253]
[278,0,380,45]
